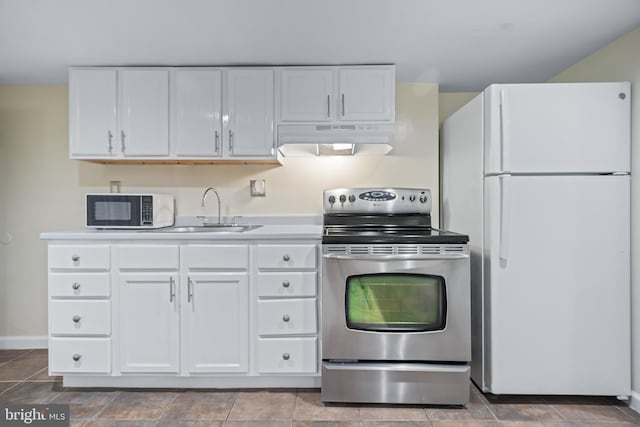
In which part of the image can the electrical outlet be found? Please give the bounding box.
[109,181,121,193]
[250,180,266,197]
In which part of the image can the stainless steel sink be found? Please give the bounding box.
[152,224,262,233]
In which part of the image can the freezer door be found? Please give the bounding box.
[483,174,630,395]
[484,83,630,174]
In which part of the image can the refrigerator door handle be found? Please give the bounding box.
[499,90,509,172]
[499,174,511,264]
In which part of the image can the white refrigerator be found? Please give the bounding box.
[441,82,631,396]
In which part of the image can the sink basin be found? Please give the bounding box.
[152,225,262,233]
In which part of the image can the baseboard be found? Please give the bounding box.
[630,390,640,414]
[0,336,48,349]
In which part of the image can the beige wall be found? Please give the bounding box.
[549,27,640,396]
[0,82,440,339]
[438,92,478,125]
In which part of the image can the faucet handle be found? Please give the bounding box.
[196,215,209,224]
[231,216,243,226]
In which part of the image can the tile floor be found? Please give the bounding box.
[1,349,639,426]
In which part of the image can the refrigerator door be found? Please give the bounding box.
[484,83,630,174]
[483,174,630,395]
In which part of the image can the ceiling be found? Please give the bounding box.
[1,0,639,91]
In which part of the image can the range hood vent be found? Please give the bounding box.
[277,123,394,156]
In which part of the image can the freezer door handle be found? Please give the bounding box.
[499,90,510,172]
[499,174,511,264]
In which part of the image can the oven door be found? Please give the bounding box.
[322,250,470,362]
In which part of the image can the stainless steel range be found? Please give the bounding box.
[321,188,471,405]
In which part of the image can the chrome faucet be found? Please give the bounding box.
[201,187,222,225]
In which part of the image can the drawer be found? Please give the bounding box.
[49,245,110,270]
[258,337,317,374]
[182,245,248,270]
[49,273,110,298]
[118,245,179,270]
[50,300,111,336]
[257,272,317,297]
[258,299,317,335]
[257,244,317,270]
[49,337,111,374]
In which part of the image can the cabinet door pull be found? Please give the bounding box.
[229,130,234,153]
[282,254,290,262]
[327,94,331,118]
[282,280,290,288]
[187,277,194,303]
[72,282,81,290]
[282,353,290,360]
[120,130,126,153]
[72,354,81,362]
[282,314,290,322]
[107,130,113,153]
[169,277,176,302]
[341,93,345,117]
[214,130,220,153]
[71,255,80,262]
[72,315,81,323]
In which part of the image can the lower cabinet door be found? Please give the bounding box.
[258,337,317,374]
[182,273,249,373]
[49,337,111,374]
[119,273,180,373]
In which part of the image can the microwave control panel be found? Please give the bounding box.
[141,196,154,225]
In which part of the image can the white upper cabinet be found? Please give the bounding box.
[279,69,335,121]
[69,68,117,157]
[69,68,170,159]
[278,65,395,123]
[171,69,223,158]
[118,69,170,157]
[224,69,275,158]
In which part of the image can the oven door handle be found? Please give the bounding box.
[322,253,468,261]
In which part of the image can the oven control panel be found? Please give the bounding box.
[324,188,431,214]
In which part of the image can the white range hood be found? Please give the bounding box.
[277,124,394,156]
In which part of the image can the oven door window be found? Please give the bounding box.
[345,273,446,332]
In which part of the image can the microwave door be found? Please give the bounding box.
[87,195,142,228]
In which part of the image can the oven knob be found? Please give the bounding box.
[409,195,416,202]
[420,196,428,203]
[339,194,346,203]
[328,195,335,204]
[348,195,356,203]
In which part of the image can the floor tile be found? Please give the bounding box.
[359,406,428,421]
[51,389,119,419]
[489,404,564,422]
[553,403,637,423]
[226,422,293,427]
[295,390,361,421]
[0,381,63,403]
[0,381,18,393]
[228,390,296,421]
[429,422,500,427]
[293,422,361,427]
[362,422,432,427]
[26,367,63,382]
[0,350,48,381]
[162,391,236,420]
[157,421,224,427]
[425,403,494,422]
[84,421,157,427]
[97,390,178,420]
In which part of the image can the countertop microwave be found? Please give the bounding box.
[86,193,175,229]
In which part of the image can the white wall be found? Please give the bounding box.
[0,82,440,340]
[548,27,640,401]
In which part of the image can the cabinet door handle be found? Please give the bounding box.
[169,277,176,302]
[120,130,126,153]
[71,255,80,262]
[327,94,331,118]
[72,282,81,290]
[187,277,194,303]
[282,314,290,322]
[72,354,81,362]
[229,130,234,153]
[282,353,290,361]
[282,280,290,288]
[72,315,81,323]
[282,254,290,262]
[107,130,113,153]
[214,130,220,153]
[341,93,345,117]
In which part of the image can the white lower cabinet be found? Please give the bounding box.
[46,239,320,387]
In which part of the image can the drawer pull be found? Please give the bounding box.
[72,354,81,362]
[71,255,80,262]
[283,254,290,262]
[72,315,81,323]
[282,280,290,288]
[282,353,290,361]
[72,282,81,290]
[282,314,290,322]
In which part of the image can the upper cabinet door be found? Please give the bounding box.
[172,69,223,157]
[339,67,395,121]
[224,69,275,158]
[279,69,335,122]
[69,69,117,157]
[118,69,170,157]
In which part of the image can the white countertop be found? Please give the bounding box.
[40,216,323,241]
